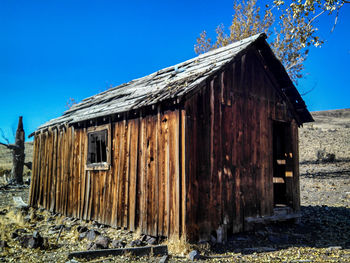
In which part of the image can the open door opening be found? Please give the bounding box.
[273,121,293,208]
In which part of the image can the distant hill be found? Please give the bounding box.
[299,108,350,162]
[0,142,33,170]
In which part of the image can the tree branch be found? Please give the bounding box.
[307,10,325,27]
[0,142,20,151]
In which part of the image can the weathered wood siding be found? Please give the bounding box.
[29,47,301,241]
[184,48,300,240]
[29,110,185,238]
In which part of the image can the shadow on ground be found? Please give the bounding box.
[209,205,350,255]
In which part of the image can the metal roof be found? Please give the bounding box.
[35,33,312,132]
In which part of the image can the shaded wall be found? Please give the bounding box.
[184,48,300,241]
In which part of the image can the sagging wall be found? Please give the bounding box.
[29,110,186,238]
[184,48,300,241]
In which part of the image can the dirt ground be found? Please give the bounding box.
[0,109,349,262]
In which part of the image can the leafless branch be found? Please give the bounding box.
[307,10,325,27]
[301,86,316,96]
[331,8,340,32]
[0,128,10,145]
[0,142,20,151]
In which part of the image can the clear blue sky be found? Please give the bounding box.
[1,1,349,142]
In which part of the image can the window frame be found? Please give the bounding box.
[85,124,111,171]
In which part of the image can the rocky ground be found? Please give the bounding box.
[0,109,349,262]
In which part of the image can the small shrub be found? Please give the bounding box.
[316,149,336,163]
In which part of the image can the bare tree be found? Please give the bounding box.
[0,116,25,184]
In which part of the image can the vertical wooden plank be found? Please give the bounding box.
[73,128,79,218]
[102,137,110,224]
[291,121,301,211]
[123,120,131,228]
[158,111,168,236]
[38,132,46,207]
[50,129,58,211]
[46,130,53,211]
[232,60,243,233]
[210,75,223,232]
[168,111,180,237]
[145,115,157,236]
[29,135,38,206]
[55,131,62,213]
[61,127,67,214]
[221,66,235,231]
[84,170,91,220]
[37,133,44,207]
[99,170,105,222]
[116,120,126,227]
[80,128,87,219]
[111,122,120,226]
[136,117,144,231]
[180,109,187,237]
[77,129,82,218]
[158,111,169,237]
[42,132,49,208]
[154,111,160,236]
[139,116,148,234]
[184,94,199,241]
[128,118,139,231]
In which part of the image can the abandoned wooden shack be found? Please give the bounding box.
[29,33,313,241]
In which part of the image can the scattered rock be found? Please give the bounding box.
[86,241,97,250]
[52,224,65,231]
[11,228,27,239]
[78,232,87,241]
[12,196,29,210]
[0,209,8,215]
[86,229,100,241]
[146,236,157,245]
[77,226,88,233]
[326,246,342,251]
[188,250,201,261]
[128,239,144,247]
[159,255,168,263]
[111,239,126,248]
[0,240,9,248]
[95,236,110,249]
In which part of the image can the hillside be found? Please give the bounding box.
[0,142,33,170]
[299,108,350,162]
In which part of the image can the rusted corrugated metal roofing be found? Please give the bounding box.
[35,33,312,132]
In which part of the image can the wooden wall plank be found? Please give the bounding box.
[129,118,139,231]
[180,109,186,237]
[123,120,131,229]
[29,135,38,206]
[50,129,58,211]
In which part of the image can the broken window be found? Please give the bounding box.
[86,124,111,170]
[87,130,107,164]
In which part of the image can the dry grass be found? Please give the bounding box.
[0,142,33,170]
[163,235,192,256]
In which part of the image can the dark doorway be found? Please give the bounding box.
[272,121,291,207]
